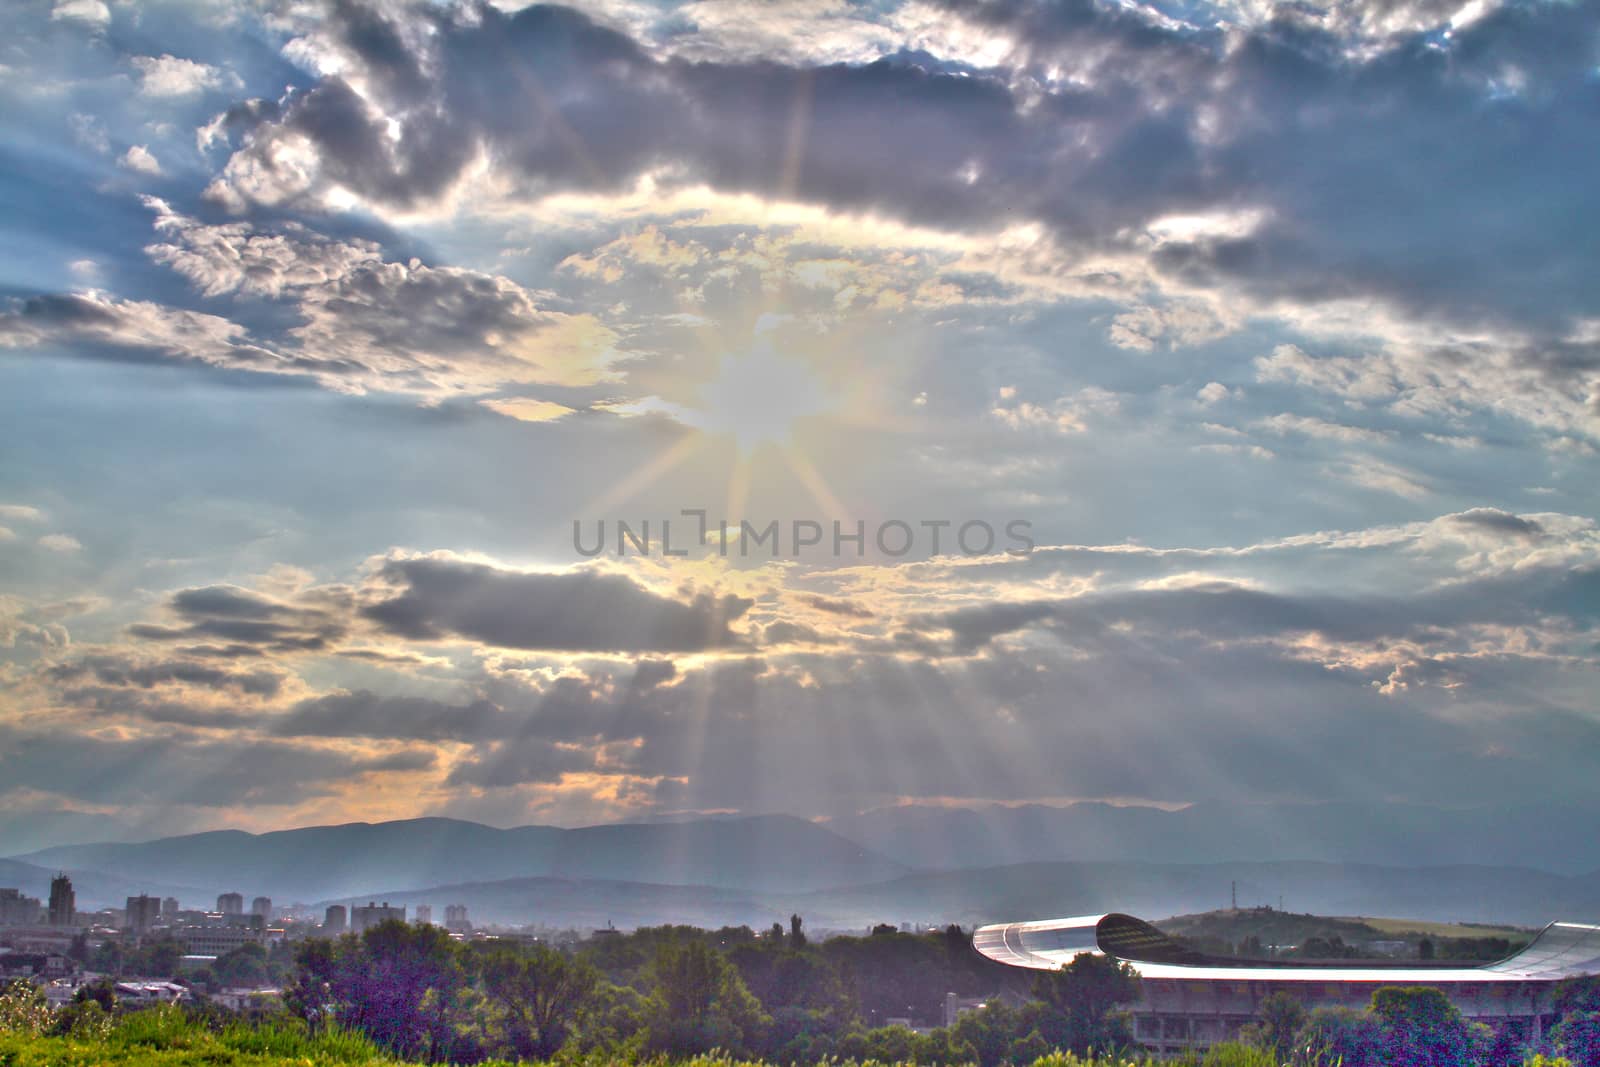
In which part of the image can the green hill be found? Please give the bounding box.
[1155,907,1532,960]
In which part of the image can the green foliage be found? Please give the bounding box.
[819,928,999,1026]
[1551,1012,1600,1067]
[835,1022,979,1065]
[1557,979,1600,1019]
[645,938,770,1057]
[0,978,51,1036]
[286,919,469,1062]
[1290,937,1361,960]
[1298,1005,1383,1067]
[214,943,272,988]
[1197,1041,1285,1067]
[477,943,600,1060]
[0,1006,396,1065]
[51,998,114,1041]
[1030,954,1140,1055]
[1523,1056,1573,1067]
[1239,992,1307,1062]
[112,1004,207,1050]
[1370,986,1491,1067]
[77,976,118,1012]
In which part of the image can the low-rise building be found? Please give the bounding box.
[115,980,190,1004]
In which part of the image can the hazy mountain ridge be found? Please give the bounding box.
[312,861,1600,931]
[784,859,1597,929]
[12,814,905,902]
[824,802,1600,875]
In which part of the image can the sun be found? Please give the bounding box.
[689,341,830,453]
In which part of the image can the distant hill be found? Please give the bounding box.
[786,859,1600,930]
[824,801,1600,875]
[14,815,905,904]
[1155,907,1530,957]
[318,859,1600,933]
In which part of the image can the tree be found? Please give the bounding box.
[1371,986,1489,1067]
[142,939,184,978]
[1557,977,1600,1018]
[288,920,467,1062]
[645,938,768,1057]
[790,914,807,948]
[1243,990,1308,1062]
[479,944,600,1060]
[1031,952,1140,1054]
[214,943,270,988]
[1298,1005,1383,1067]
[952,1002,1022,1067]
[1419,939,1436,961]
[74,978,116,1013]
[1553,1011,1600,1067]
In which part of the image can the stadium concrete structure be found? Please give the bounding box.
[974,913,1600,1056]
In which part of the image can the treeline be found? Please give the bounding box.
[68,933,296,989]
[9,917,1600,1067]
[279,917,1084,1063]
[1243,984,1600,1067]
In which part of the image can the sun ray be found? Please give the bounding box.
[782,444,849,527]
[579,431,705,522]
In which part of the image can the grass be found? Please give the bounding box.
[0,1004,399,1066]
[1338,917,1532,940]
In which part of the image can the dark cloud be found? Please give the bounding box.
[0,725,432,807]
[910,563,1591,656]
[442,737,597,788]
[45,654,285,698]
[129,583,348,653]
[277,689,509,742]
[800,594,875,618]
[762,619,838,646]
[361,556,753,652]
[214,0,1600,346]
[630,659,677,689]
[1450,507,1545,539]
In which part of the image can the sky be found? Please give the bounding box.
[0,0,1597,842]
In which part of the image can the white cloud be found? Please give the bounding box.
[119,145,163,176]
[38,534,82,553]
[1326,459,1430,498]
[132,55,233,97]
[1259,413,1392,444]
[50,0,109,25]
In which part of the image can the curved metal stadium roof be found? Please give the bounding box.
[973,914,1600,983]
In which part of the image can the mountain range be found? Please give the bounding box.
[312,859,1600,931]
[5,804,1598,930]
[823,801,1600,875]
[12,814,903,902]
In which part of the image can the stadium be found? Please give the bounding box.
[973,913,1600,1056]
